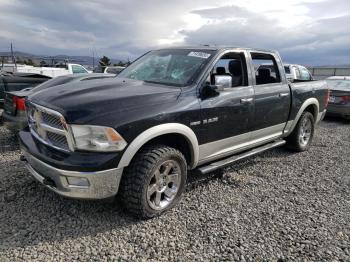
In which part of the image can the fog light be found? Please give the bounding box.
[66,176,90,187]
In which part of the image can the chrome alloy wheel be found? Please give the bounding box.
[147,160,181,211]
[299,116,312,146]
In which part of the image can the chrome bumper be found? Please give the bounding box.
[21,149,124,200]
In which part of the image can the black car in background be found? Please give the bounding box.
[326,76,350,119]
[3,73,115,131]
[0,72,51,108]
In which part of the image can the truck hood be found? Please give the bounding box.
[28,78,181,125]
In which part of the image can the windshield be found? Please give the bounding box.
[326,79,350,90]
[118,49,215,87]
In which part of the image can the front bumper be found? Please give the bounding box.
[2,112,28,131]
[19,129,124,200]
[21,147,124,199]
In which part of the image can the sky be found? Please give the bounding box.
[0,0,349,65]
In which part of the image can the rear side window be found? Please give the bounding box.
[251,53,281,85]
[299,66,312,81]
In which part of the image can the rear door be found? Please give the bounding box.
[248,52,291,138]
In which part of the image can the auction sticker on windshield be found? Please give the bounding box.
[188,51,211,59]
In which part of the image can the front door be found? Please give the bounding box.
[198,51,255,163]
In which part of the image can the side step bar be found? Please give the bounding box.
[197,140,286,174]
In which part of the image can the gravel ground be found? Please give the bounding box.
[0,118,349,261]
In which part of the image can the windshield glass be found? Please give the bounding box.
[326,79,350,90]
[118,49,215,87]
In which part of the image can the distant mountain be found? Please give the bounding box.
[0,51,124,67]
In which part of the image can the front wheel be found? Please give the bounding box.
[119,145,187,219]
[286,111,315,152]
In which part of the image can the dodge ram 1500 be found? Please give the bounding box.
[19,46,329,218]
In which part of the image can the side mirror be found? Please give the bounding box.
[201,83,220,99]
[214,75,232,89]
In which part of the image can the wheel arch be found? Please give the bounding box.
[285,98,319,136]
[117,123,199,169]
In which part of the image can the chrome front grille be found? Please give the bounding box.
[47,132,70,151]
[41,111,64,129]
[27,102,73,152]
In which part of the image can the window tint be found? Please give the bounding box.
[299,67,312,80]
[209,52,247,88]
[251,53,281,85]
[72,65,88,74]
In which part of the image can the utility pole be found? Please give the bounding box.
[10,42,17,68]
[92,50,95,69]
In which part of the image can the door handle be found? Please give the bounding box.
[240,98,254,104]
[279,92,289,97]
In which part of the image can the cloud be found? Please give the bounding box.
[0,0,349,65]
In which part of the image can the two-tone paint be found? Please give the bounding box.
[19,46,328,199]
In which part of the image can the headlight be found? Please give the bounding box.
[71,125,127,152]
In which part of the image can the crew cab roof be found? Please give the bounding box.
[154,45,277,54]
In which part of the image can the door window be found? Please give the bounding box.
[251,53,281,85]
[209,52,248,88]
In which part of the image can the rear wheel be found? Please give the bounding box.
[286,111,315,152]
[119,145,187,219]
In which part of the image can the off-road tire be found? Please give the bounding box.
[119,145,187,219]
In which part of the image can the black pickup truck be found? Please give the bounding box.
[19,47,328,218]
[0,72,51,108]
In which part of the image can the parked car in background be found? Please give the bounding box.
[0,72,51,108]
[15,63,90,78]
[2,73,115,131]
[104,66,125,75]
[19,46,328,218]
[284,64,313,82]
[326,76,350,119]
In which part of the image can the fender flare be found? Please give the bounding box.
[284,98,320,136]
[117,123,199,169]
